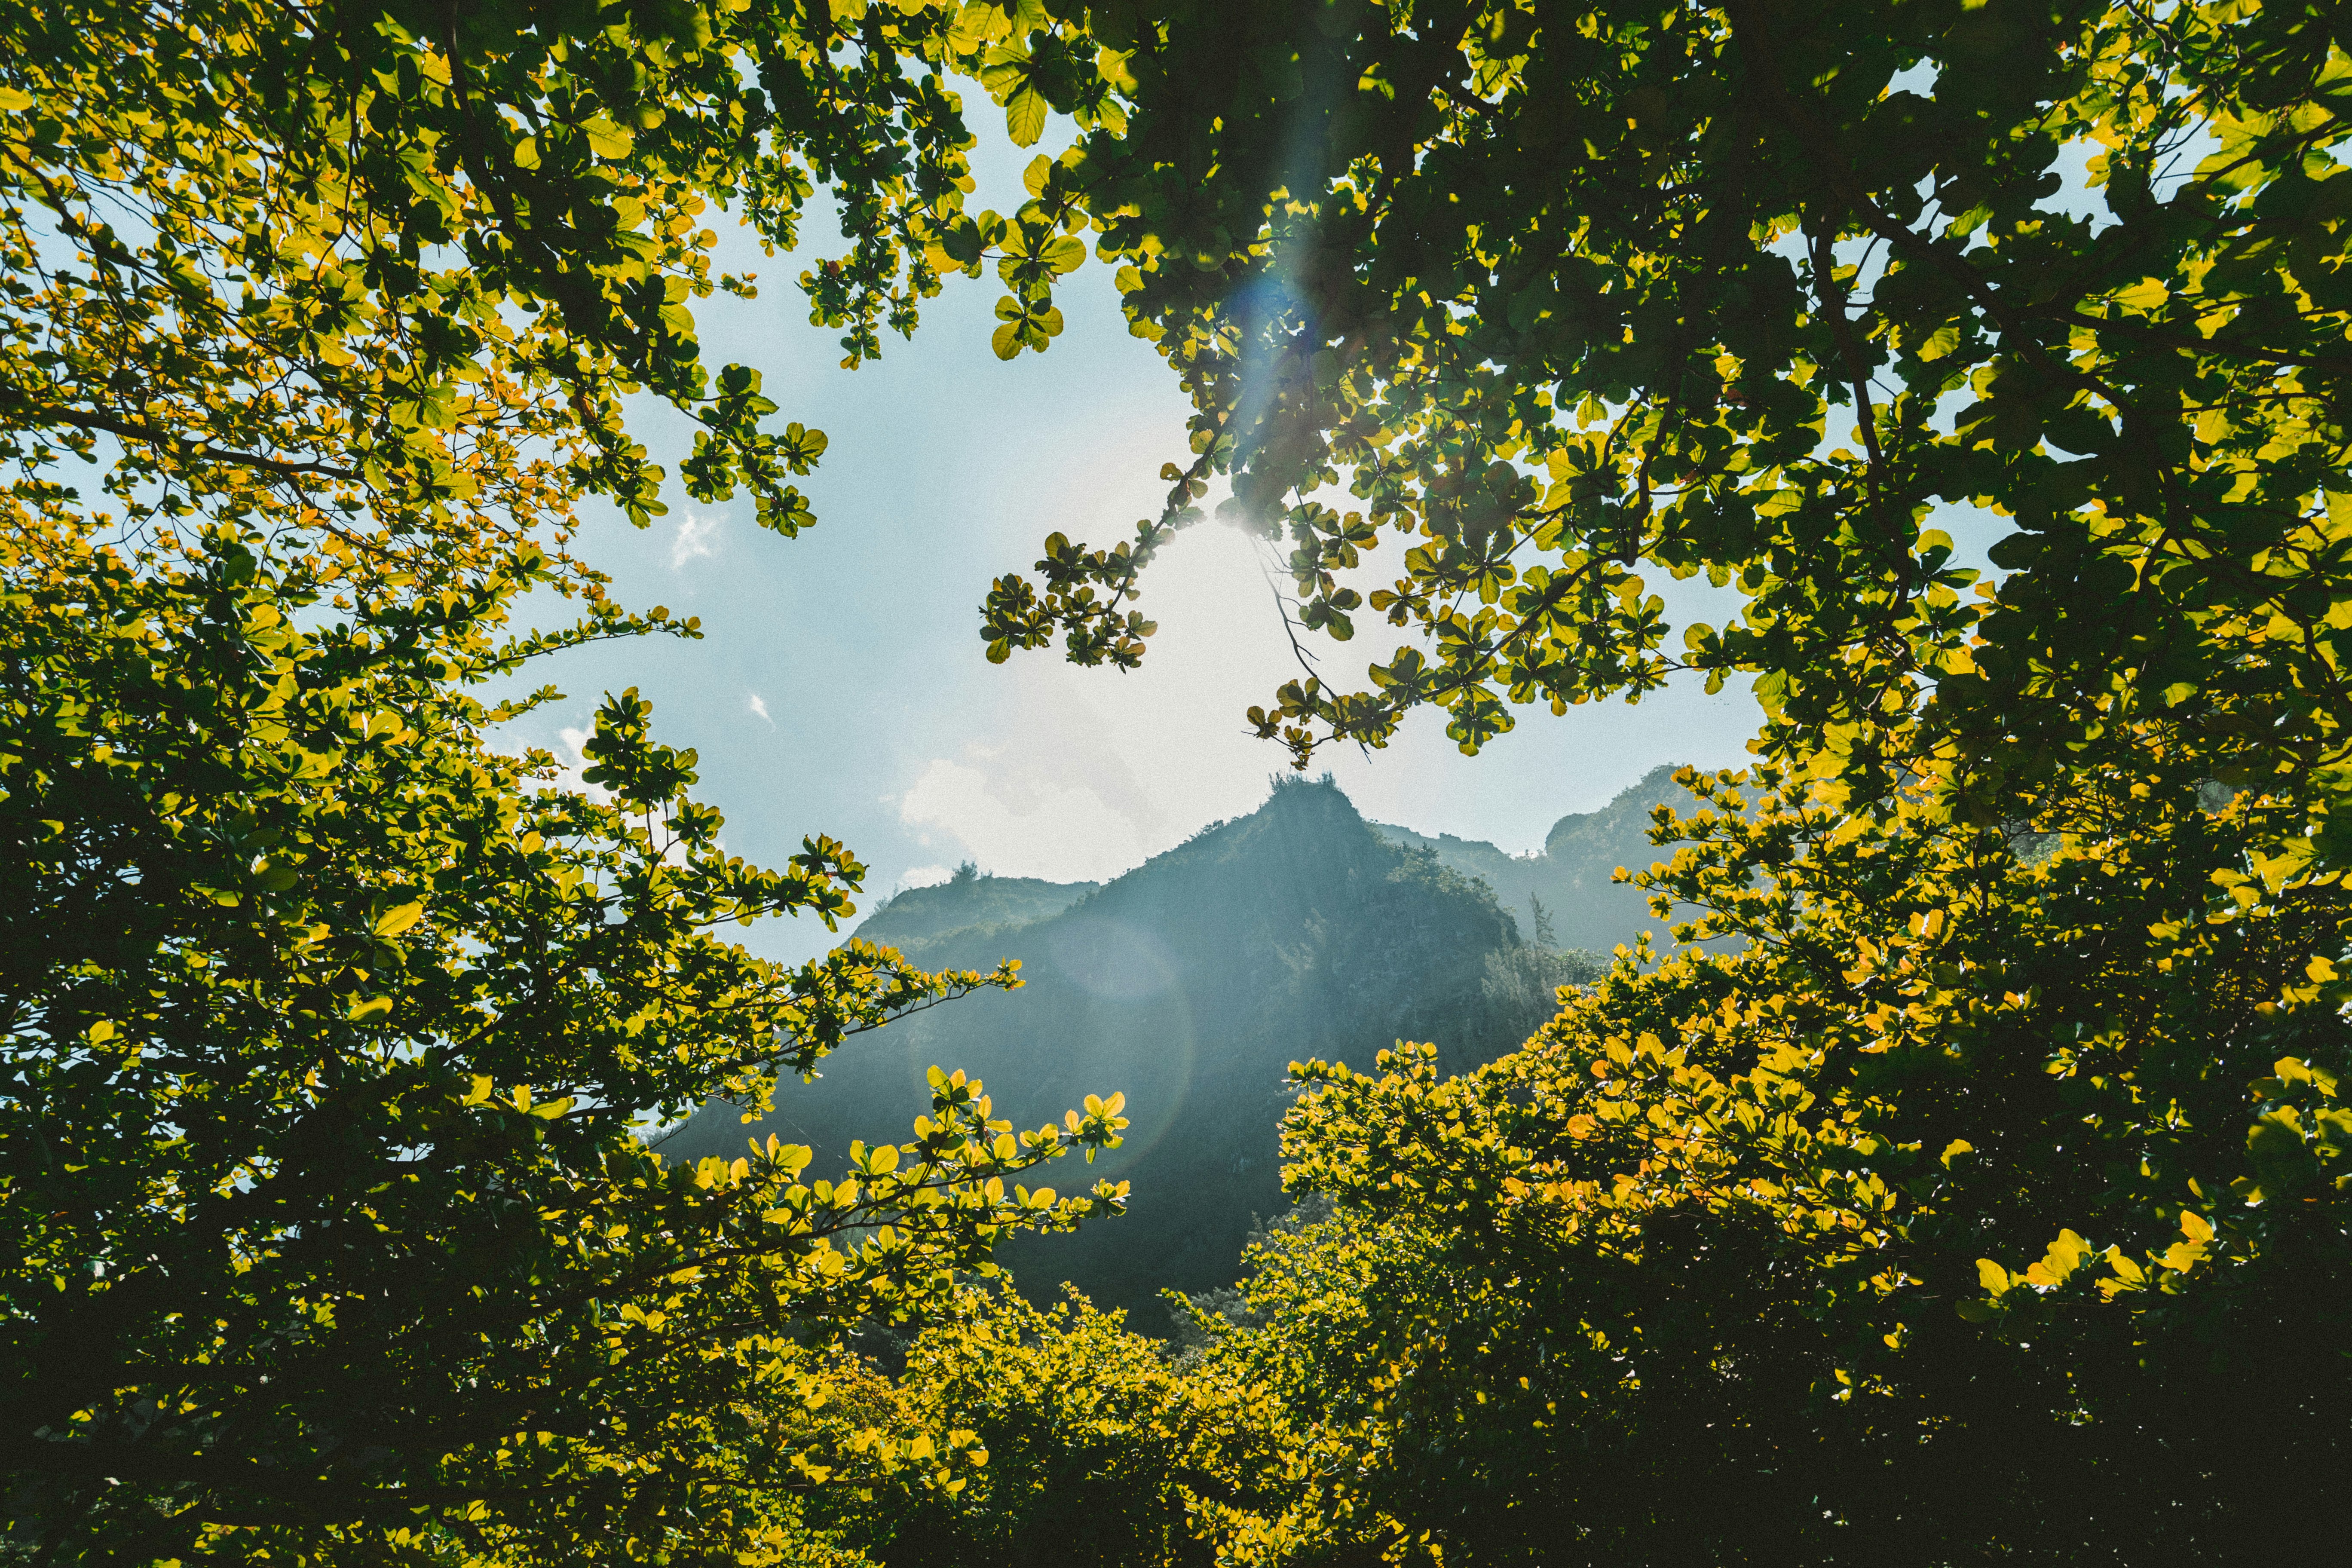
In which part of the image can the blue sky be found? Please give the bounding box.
[503,126,1770,966]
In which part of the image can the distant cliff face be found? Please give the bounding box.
[1370,763,1703,955]
[658,777,1587,1322]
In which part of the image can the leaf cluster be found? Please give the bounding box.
[0,0,1041,609]
[1242,759,2352,1561]
[974,0,2352,885]
[0,522,1128,1562]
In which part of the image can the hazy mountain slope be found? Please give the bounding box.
[854,869,1095,956]
[659,777,1573,1320]
[1370,763,1702,954]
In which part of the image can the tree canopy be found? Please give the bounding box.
[8,0,2352,1562]
[0,520,1130,1561]
[0,0,1147,1556]
[980,0,2352,867]
[940,3,2352,1561]
[0,0,1128,603]
[1256,758,2350,1561]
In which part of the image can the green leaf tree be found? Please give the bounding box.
[0,521,1128,1561]
[0,2,1170,1556]
[922,8,2352,1562]
[980,0,2352,876]
[807,1284,1276,1568]
[0,0,1135,609]
[1230,756,2351,1562]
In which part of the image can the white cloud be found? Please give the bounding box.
[895,746,1161,885]
[899,864,954,888]
[669,509,722,569]
[747,691,773,726]
[550,725,608,802]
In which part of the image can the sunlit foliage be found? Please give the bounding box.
[0,0,1152,1554]
[9,1,2351,1562]
[1257,758,2350,1560]
[982,0,2352,882]
[0,521,1129,1559]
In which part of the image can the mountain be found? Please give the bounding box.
[657,771,1730,1321]
[1369,763,1705,955]
[660,776,1619,1320]
[854,867,1095,953]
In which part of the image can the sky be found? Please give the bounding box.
[469,81,2165,969]
[497,126,1774,966]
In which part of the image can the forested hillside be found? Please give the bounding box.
[856,869,1096,952]
[1370,764,1702,954]
[661,776,1602,1319]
